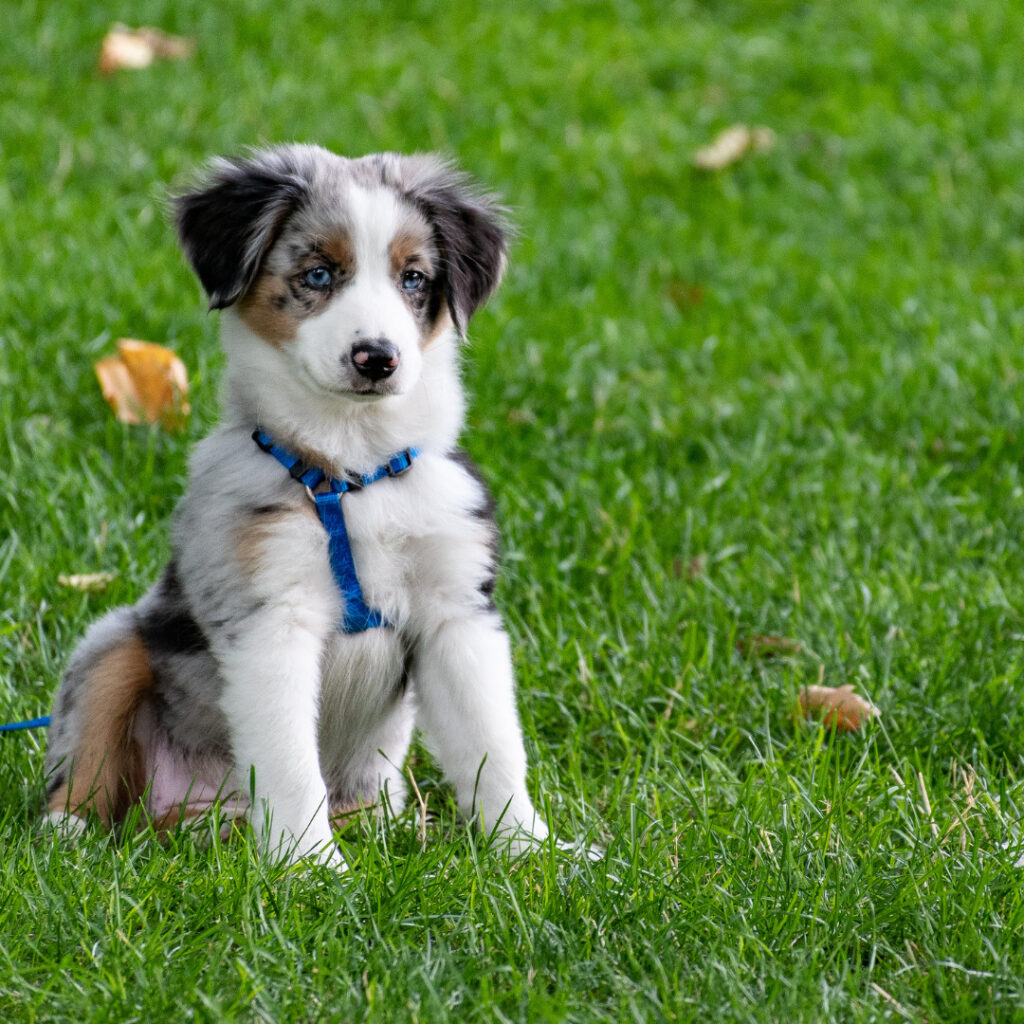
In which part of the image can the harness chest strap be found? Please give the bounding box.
[252,429,419,634]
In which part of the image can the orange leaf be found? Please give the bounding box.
[94,339,190,430]
[798,684,879,732]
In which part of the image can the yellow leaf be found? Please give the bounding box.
[58,572,117,592]
[692,124,775,171]
[798,684,879,732]
[94,339,190,430]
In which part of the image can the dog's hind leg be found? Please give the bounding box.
[44,608,153,829]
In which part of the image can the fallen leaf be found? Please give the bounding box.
[58,572,117,592]
[692,124,775,171]
[665,281,706,310]
[98,25,195,75]
[687,553,707,579]
[507,407,537,425]
[95,339,190,429]
[798,684,879,732]
[737,634,802,659]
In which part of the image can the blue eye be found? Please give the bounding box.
[303,266,332,290]
[402,269,426,292]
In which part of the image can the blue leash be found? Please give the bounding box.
[0,715,51,733]
[252,429,419,633]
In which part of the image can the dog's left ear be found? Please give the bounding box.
[402,158,509,336]
[173,150,309,310]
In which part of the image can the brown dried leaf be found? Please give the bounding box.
[737,634,802,659]
[58,572,117,592]
[798,684,879,732]
[98,24,195,75]
[665,281,706,310]
[95,339,190,430]
[672,553,706,580]
[692,124,775,171]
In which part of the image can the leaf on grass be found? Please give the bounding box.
[665,281,706,310]
[95,339,190,430]
[798,684,879,732]
[673,554,707,579]
[58,572,117,592]
[737,634,802,659]
[98,25,195,75]
[692,124,775,171]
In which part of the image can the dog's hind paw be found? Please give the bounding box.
[41,811,88,837]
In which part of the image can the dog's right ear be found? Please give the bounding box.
[173,153,308,310]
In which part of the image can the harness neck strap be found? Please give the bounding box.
[251,429,419,633]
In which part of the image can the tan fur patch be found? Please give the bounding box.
[48,634,152,825]
[237,275,300,347]
[388,227,433,277]
[235,509,296,576]
[423,306,454,350]
[321,232,355,272]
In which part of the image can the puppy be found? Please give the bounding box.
[44,145,562,865]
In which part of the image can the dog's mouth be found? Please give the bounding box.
[295,362,399,402]
[337,377,400,399]
[341,387,393,402]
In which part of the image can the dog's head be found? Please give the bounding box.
[173,145,507,400]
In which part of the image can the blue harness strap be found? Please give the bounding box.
[252,430,419,634]
[314,491,386,633]
[0,715,51,733]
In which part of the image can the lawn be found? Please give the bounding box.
[3,0,1024,1020]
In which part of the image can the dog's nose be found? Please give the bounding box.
[351,340,399,381]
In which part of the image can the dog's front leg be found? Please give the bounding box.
[415,616,550,853]
[217,621,340,866]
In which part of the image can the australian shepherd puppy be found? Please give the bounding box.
[43,145,567,866]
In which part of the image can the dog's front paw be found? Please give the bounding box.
[497,825,603,862]
[556,837,605,862]
[288,842,348,872]
[530,835,605,862]
[287,835,349,871]
[257,820,349,870]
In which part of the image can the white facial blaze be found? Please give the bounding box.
[293,185,424,397]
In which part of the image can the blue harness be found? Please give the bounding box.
[1,432,416,733]
[252,429,419,633]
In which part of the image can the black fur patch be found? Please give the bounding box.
[55,667,79,714]
[404,169,508,335]
[252,504,288,516]
[174,153,310,310]
[398,639,416,696]
[137,561,209,656]
[450,449,500,607]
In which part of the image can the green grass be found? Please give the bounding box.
[3,0,1024,1019]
